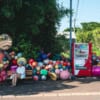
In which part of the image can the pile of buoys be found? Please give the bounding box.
[0,51,9,82]
[27,55,71,81]
[92,66,100,76]
[0,50,71,83]
[92,54,100,77]
[0,70,7,82]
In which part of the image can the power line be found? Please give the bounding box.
[74,0,80,30]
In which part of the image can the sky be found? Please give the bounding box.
[58,0,100,32]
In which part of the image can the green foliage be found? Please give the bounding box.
[64,27,80,32]
[11,37,40,59]
[76,22,100,56]
[55,34,70,52]
[93,46,100,56]
[81,22,100,31]
[61,51,70,58]
[0,0,69,57]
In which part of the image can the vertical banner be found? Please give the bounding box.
[74,43,89,70]
[72,43,92,76]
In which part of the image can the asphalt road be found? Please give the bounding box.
[0,77,100,100]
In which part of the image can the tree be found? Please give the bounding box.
[64,22,100,56]
[55,34,70,51]
[81,22,100,31]
[76,22,100,56]
[0,0,69,58]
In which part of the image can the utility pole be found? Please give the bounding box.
[69,0,72,61]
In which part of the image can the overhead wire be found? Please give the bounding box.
[74,0,80,33]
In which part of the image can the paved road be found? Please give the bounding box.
[1,94,100,100]
[0,77,100,100]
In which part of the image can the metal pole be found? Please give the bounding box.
[69,0,72,61]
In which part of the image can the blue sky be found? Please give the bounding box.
[58,0,100,32]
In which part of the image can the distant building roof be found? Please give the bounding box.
[57,31,76,39]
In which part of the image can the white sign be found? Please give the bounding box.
[74,43,89,70]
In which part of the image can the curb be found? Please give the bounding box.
[1,92,100,98]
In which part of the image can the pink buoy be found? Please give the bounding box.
[92,66,100,76]
[1,70,6,76]
[60,70,70,80]
[55,69,60,75]
[33,75,39,81]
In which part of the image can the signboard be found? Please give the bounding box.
[72,43,92,76]
[74,43,89,70]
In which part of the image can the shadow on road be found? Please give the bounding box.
[0,80,77,96]
[1,77,100,96]
[77,77,100,84]
[71,77,100,84]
